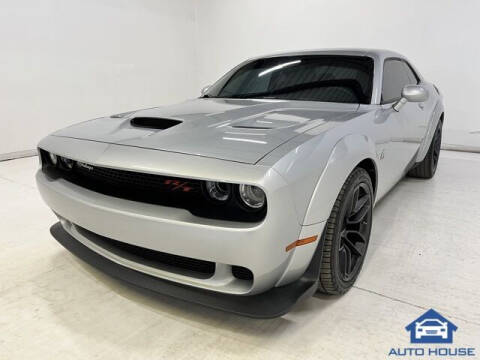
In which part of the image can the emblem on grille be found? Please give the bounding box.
[163,179,193,192]
[77,162,94,171]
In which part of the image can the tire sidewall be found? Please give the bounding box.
[430,125,442,174]
[330,170,374,292]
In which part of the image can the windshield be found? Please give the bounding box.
[207,55,374,104]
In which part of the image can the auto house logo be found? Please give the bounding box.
[388,309,476,357]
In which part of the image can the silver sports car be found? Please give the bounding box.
[37,49,444,317]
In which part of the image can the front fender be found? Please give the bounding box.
[268,133,378,287]
[302,134,377,225]
[266,129,378,226]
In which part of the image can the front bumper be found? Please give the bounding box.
[36,136,326,295]
[51,222,320,318]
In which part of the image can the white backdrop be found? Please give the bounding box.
[195,0,480,150]
[2,0,479,158]
[0,0,198,158]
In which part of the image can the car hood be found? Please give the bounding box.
[53,98,359,164]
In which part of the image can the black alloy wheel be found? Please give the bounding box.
[407,119,443,179]
[318,168,374,294]
[431,125,442,173]
[338,182,372,282]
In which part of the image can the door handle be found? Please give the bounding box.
[418,103,425,110]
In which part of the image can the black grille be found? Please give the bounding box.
[77,226,215,278]
[74,162,202,195]
[39,150,266,222]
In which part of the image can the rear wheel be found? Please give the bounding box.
[317,168,373,295]
[408,120,442,179]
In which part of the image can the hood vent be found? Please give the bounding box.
[130,117,182,130]
[231,125,273,130]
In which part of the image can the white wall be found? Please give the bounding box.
[2,0,479,157]
[0,0,198,157]
[195,0,480,150]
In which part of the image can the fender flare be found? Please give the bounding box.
[302,133,378,225]
[415,101,444,163]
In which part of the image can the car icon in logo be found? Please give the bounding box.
[415,319,448,340]
[406,309,457,344]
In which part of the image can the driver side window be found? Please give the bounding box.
[381,59,419,103]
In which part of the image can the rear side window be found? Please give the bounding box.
[381,59,419,103]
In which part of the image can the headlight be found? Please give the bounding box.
[238,184,265,209]
[60,157,74,170]
[204,181,231,202]
[48,152,58,166]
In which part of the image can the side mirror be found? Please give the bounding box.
[393,85,429,112]
[200,85,211,96]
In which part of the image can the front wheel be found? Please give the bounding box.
[317,168,374,295]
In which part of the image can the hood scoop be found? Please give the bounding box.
[130,117,182,130]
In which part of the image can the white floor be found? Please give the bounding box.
[1,151,479,359]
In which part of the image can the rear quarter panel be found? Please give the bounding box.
[415,83,445,162]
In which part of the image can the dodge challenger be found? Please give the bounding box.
[36,49,444,317]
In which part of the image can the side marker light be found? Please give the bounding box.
[285,235,318,252]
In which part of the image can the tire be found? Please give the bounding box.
[408,120,442,179]
[317,168,374,295]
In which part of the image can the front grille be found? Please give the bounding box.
[39,150,267,222]
[77,226,215,279]
[74,162,202,195]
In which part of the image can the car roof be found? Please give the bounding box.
[252,48,406,62]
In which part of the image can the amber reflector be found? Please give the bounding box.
[285,235,318,252]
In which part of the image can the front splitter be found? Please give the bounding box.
[50,222,319,318]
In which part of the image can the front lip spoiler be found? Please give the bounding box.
[50,222,321,318]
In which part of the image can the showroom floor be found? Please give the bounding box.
[1,151,479,359]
